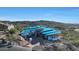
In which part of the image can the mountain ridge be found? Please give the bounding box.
[0,20,79,30]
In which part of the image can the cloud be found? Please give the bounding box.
[0,16,46,21]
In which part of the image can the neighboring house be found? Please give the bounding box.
[0,23,8,31]
[0,22,14,31]
[0,22,15,39]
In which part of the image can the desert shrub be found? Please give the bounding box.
[6,33,19,41]
[15,24,22,31]
[8,28,17,34]
[64,30,79,47]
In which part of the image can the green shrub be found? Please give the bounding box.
[9,28,17,34]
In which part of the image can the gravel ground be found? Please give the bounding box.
[0,45,32,51]
[0,40,79,51]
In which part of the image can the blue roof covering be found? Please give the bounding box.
[44,31,61,36]
[20,25,61,38]
[41,28,54,32]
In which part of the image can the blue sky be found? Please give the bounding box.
[0,7,79,24]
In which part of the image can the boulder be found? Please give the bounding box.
[16,36,32,48]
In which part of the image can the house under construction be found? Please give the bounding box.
[20,25,64,45]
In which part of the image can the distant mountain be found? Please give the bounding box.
[1,20,79,30]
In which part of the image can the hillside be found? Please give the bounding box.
[1,20,79,31]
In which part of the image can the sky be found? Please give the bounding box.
[0,7,79,24]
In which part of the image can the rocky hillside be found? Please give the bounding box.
[0,20,79,51]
